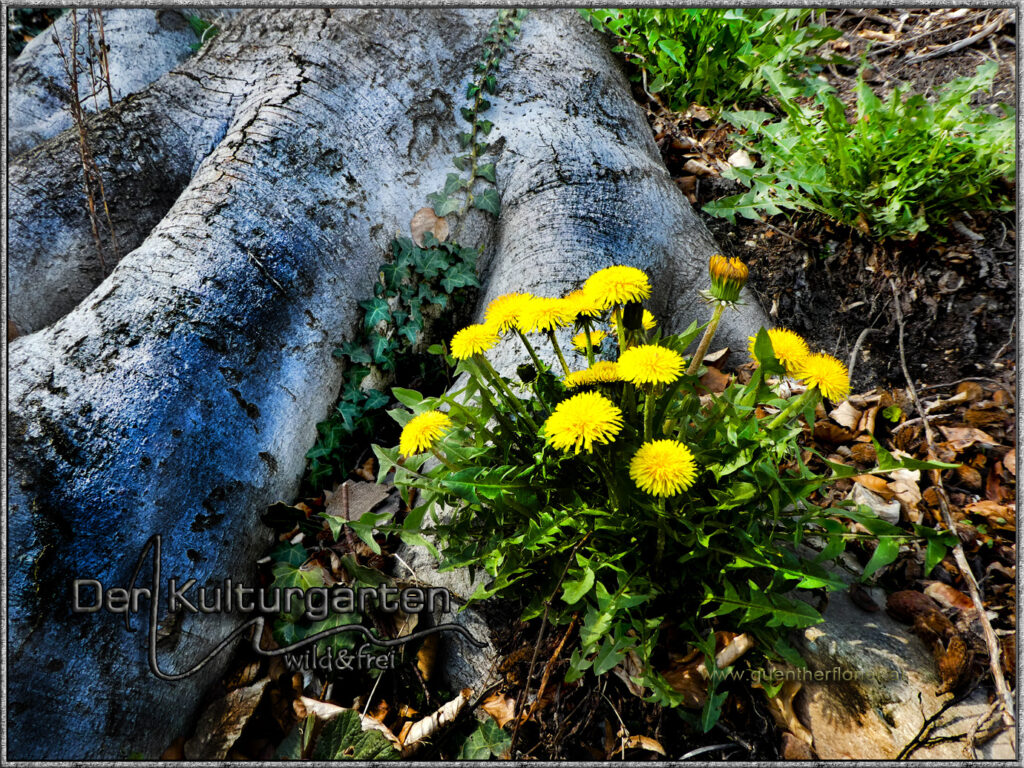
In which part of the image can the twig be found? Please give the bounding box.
[990,316,1015,366]
[847,326,880,383]
[523,615,578,723]
[850,9,900,28]
[966,698,1001,758]
[763,220,808,246]
[867,11,989,58]
[889,279,1016,754]
[508,534,590,758]
[903,11,1010,64]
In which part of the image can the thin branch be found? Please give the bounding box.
[903,10,1010,64]
[889,279,1016,754]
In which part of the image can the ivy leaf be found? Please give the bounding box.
[476,118,494,135]
[371,334,397,367]
[453,154,471,171]
[359,298,392,329]
[311,710,400,761]
[457,719,510,760]
[440,267,479,293]
[460,106,476,122]
[458,131,473,148]
[334,342,372,365]
[473,188,501,216]
[426,191,462,218]
[476,163,497,183]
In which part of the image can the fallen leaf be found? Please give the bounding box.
[682,158,715,176]
[403,690,471,755]
[161,737,186,761]
[955,381,985,402]
[849,442,877,465]
[1002,448,1015,476]
[676,175,697,193]
[886,590,941,624]
[964,499,1015,531]
[923,582,975,613]
[416,632,440,681]
[689,103,712,121]
[726,149,753,168]
[185,679,269,760]
[849,483,900,524]
[480,691,517,729]
[829,401,862,431]
[887,468,921,517]
[938,425,998,451]
[324,481,392,522]
[699,365,730,393]
[852,474,894,500]
[612,650,648,698]
[955,464,982,490]
[858,29,895,42]
[621,735,666,756]
[409,206,449,248]
[761,679,812,745]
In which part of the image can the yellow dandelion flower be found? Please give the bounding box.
[588,361,621,383]
[617,344,685,386]
[451,324,499,359]
[747,328,810,373]
[564,289,604,319]
[642,310,657,331]
[708,254,748,303]
[572,329,609,352]
[797,353,850,402]
[485,292,533,333]
[543,391,624,454]
[517,297,575,334]
[562,369,593,390]
[630,440,698,497]
[399,411,453,457]
[582,265,652,308]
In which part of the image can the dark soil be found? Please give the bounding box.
[645,7,1017,393]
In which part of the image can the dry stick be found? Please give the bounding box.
[866,11,989,57]
[523,614,578,723]
[966,698,1002,759]
[889,279,1016,753]
[846,326,880,383]
[508,534,590,758]
[904,10,1009,64]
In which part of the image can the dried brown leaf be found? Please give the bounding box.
[410,206,449,248]
[480,691,517,729]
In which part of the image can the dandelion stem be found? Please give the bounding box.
[613,307,628,351]
[478,356,540,432]
[767,386,818,430]
[516,330,546,374]
[655,501,666,564]
[430,446,458,471]
[547,330,571,376]
[584,325,596,367]
[465,361,521,440]
[643,387,656,441]
[686,302,726,376]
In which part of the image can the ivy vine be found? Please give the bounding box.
[306,9,528,489]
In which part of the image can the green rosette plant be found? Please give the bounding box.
[371,258,954,729]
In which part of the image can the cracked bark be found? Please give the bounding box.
[6,9,765,759]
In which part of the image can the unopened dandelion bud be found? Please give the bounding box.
[708,254,748,303]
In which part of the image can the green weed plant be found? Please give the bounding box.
[581,8,839,110]
[705,62,1015,240]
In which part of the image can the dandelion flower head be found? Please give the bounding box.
[617,344,685,386]
[797,353,850,402]
[451,324,499,359]
[630,440,698,497]
[583,265,652,308]
[543,391,624,454]
[485,292,533,334]
[747,328,810,373]
[399,411,453,457]
[516,297,575,334]
[572,329,609,352]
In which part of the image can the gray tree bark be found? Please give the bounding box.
[6,8,766,760]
